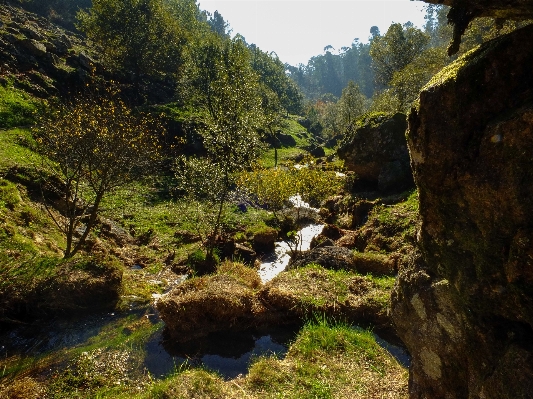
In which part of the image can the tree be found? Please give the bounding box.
[370,23,430,88]
[34,88,164,258]
[336,81,368,128]
[77,0,185,87]
[175,37,265,271]
[208,10,231,38]
[389,47,448,111]
[250,46,303,115]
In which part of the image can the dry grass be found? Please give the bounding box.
[260,265,391,328]
[216,261,262,289]
[157,273,267,341]
[0,377,44,399]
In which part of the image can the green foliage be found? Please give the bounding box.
[239,166,342,212]
[252,46,303,115]
[287,39,375,100]
[370,22,430,89]
[175,37,266,257]
[0,178,21,210]
[0,129,42,171]
[77,0,186,83]
[389,46,448,111]
[34,86,164,257]
[336,81,368,128]
[0,83,43,128]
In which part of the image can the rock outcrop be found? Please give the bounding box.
[0,4,98,97]
[392,24,533,398]
[338,113,413,193]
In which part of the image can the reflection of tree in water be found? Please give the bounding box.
[148,326,298,379]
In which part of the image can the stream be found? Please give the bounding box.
[259,194,324,282]
[0,196,410,383]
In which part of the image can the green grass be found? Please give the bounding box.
[0,82,43,129]
[360,189,420,253]
[260,147,307,168]
[38,318,406,399]
[244,318,407,398]
[0,128,42,171]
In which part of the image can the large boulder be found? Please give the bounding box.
[392,25,533,398]
[337,113,413,192]
[424,0,533,20]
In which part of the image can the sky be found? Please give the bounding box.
[198,1,428,66]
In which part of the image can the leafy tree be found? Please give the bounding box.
[165,0,209,36]
[370,23,430,88]
[389,47,448,111]
[251,46,303,115]
[77,0,185,88]
[175,37,265,271]
[208,10,231,38]
[336,81,368,128]
[34,88,164,258]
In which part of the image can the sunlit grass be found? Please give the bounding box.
[0,83,42,129]
[0,128,42,171]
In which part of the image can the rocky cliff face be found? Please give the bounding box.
[337,113,413,193]
[392,24,533,398]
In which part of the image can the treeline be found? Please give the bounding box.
[290,5,531,138]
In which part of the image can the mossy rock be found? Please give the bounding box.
[260,265,391,329]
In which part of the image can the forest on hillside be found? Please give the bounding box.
[290,4,530,138]
[7,0,530,146]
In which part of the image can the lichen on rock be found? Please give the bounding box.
[393,23,533,398]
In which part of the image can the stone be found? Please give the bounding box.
[20,25,43,41]
[20,38,46,57]
[337,113,413,193]
[78,52,94,70]
[234,243,257,265]
[288,246,355,271]
[309,145,326,158]
[278,132,296,147]
[392,24,533,398]
[252,227,278,253]
[352,251,396,275]
[309,235,335,249]
[336,230,358,248]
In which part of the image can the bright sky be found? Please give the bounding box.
[198,1,428,66]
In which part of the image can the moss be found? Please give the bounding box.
[0,178,21,209]
[423,46,482,89]
[262,264,391,327]
[355,111,392,128]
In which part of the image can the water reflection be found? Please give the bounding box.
[145,326,298,379]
